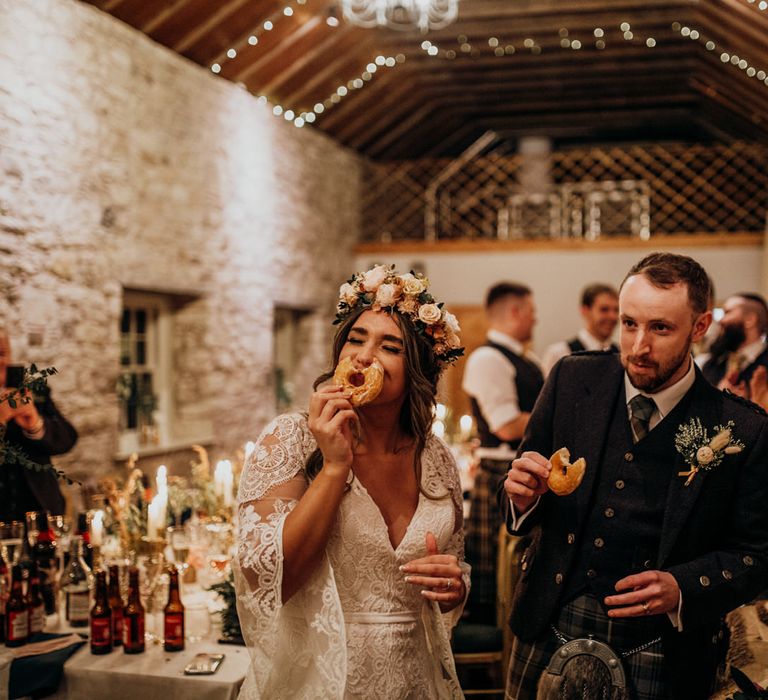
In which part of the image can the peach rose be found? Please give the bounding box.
[339,282,358,305]
[443,310,461,334]
[418,303,442,325]
[375,283,402,307]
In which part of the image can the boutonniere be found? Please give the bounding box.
[674,418,744,486]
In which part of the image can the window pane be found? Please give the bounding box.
[120,337,131,365]
[120,309,131,334]
[136,339,146,365]
[136,310,146,334]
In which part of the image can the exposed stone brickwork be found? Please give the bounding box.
[0,0,361,492]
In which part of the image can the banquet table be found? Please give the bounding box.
[48,636,249,700]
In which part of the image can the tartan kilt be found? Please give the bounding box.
[464,460,508,614]
[505,594,665,700]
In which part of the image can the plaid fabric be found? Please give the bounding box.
[464,460,508,621]
[505,594,665,700]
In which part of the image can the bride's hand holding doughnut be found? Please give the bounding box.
[307,385,358,477]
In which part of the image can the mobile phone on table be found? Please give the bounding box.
[183,653,225,675]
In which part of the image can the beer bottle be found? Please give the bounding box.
[163,566,185,651]
[0,557,9,644]
[74,513,94,569]
[61,536,92,627]
[5,564,28,647]
[90,570,112,654]
[123,567,145,654]
[108,564,124,646]
[32,512,58,615]
[26,561,45,636]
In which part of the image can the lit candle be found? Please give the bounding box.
[431,420,446,439]
[147,495,163,539]
[244,441,256,462]
[156,465,168,531]
[435,403,447,421]
[214,460,234,508]
[90,510,104,547]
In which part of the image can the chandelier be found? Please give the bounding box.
[341,0,459,33]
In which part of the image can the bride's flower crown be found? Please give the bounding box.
[334,265,464,365]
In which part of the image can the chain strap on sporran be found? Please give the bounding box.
[536,626,662,700]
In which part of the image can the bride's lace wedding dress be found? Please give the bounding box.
[233,413,470,699]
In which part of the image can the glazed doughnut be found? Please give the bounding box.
[547,447,587,496]
[332,356,384,406]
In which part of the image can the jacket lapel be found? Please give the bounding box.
[573,359,625,516]
[658,371,723,566]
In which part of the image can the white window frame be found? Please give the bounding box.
[118,291,172,454]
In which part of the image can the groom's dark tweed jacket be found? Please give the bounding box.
[498,352,768,698]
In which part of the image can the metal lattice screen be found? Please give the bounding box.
[361,142,768,242]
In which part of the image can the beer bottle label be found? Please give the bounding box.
[112,608,124,643]
[124,614,145,647]
[29,604,45,634]
[91,617,112,646]
[8,609,29,641]
[68,591,91,622]
[164,613,184,641]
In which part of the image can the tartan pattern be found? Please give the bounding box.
[464,460,508,619]
[505,594,665,700]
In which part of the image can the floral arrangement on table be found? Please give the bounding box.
[97,444,241,560]
[335,264,464,365]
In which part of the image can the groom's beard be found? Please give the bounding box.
[709,322,746,359]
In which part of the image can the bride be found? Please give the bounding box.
[233,265,470,699]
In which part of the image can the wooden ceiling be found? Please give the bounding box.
[83,0,768,160]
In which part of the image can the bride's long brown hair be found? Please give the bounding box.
[304,307,442,486]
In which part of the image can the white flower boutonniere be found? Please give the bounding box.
[674,418,744,486]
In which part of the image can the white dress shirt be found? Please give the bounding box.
[542,328,616,376]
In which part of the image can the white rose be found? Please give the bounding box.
[361,265,388,292]
[339,282,358,305]
[375,283,401,308]
[696,446,715,466]
[418,303,442,325]
[400,273,426,296]
[443,310,461,334]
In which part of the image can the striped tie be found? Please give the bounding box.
[628,394,656,443]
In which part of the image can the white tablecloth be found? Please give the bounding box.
[49,637,248,700]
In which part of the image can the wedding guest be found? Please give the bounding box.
[501,253,768,699]
[461,282,543,624]
[541,283,619,376]
[700,292,768,395]
[0,329,78,521]
[233,265,469,699]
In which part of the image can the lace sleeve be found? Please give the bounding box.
[233,413,346,699]
[427,437,472,630]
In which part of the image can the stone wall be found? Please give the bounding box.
[0,0,361,492]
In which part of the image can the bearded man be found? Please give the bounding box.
[700,292,768,395]
[499,253,768,700]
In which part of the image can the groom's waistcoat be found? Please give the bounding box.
[561,387,692,606]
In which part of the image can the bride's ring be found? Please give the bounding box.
[641,600,650,614]
[441,579,453,591]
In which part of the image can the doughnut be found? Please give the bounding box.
[332,356,384,406]
[547,447,587,496]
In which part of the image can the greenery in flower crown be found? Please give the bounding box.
[0,364,76,484]
[334,264,464,365]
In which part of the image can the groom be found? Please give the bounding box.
[500,253,768,699]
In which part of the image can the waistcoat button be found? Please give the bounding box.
[594,537,604,548]
[699,575,710,587]
[624,452,634,462]
[615,480,625,490]
[567,533,575,544]
[604,508,615,518]
[555,573,563,584]
[587,568,597,579]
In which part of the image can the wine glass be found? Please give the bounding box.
[167,526,190,576]
[0,520,24,568]
[25,510,41,548]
